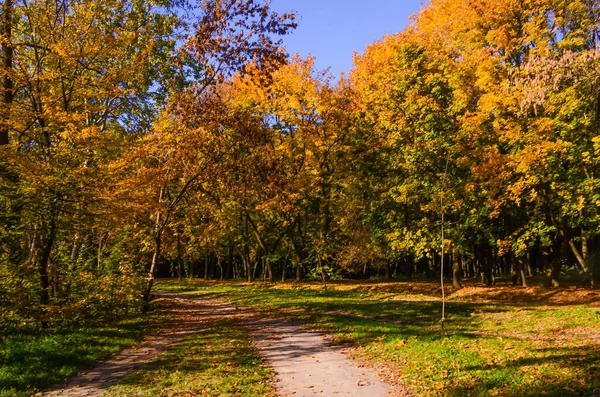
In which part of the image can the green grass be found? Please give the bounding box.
[0,306,167,397]
[157,280,600,397]
[104,319,274,397]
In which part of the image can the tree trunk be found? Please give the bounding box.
[525,250,533,277]
[0,0,14,146]
[70,233,80,262]
[512,254,527,287]
[292,240,305,281]
[226,245,233,280]
[97,232,107,271]
[568,239,594,287]
[143,184,166,303]
[406,257,413,280]
[242,248,250,281]
[143,231,161,304]
[550,258,562,287]
[266,259,273,282]
[452,253,462,289]
[549,234,567,288]
[38,239,51,328]
[204,255,209,280]
[485,245,495,286]
[38,202,57,329]
[216,253,223,280]
[177,234,183,280]
[385,260,392,279]
[519,259,528,287]
[281,255,287,282]
[427,253,434,279]
[251,256,260,282]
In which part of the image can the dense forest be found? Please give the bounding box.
[1,0,599,330]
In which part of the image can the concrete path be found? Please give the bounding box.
[249,318,393,396]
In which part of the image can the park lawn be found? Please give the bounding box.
[104,319,274,397]
[0,304,168,397]
[157,280,600,397]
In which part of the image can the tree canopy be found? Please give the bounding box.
[1,0,598,330]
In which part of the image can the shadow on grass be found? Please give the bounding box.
[445,346,600,397]
[193,287,509,341]
[0,308,168,397]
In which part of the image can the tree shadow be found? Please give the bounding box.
[444,346,600,397]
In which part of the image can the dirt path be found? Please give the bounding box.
[43,293,403,397]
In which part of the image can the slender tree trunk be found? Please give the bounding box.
[549,234,566,288]
[38,205,57,329]
[247,253,254,282]
[204,255,209,280]
[427,253,434,279]
[568,239,594,287]
[242,248,249,281]
[143,231,161,303]
[519,258,528,287]
[226,245,233,280]
[511,253,519,286]
[97,232,107,271]
[551,258,562,287]
[406,257,413,280]
[451,248,462,289]
[252,256,260,282]
[216,253,223,280]
[292,240,305,281]
[143,187,165,303]
[266,259,273,282]
[235,255,241,279]
[480,245,494,286]
[0,0,14,146]
[281,255,288,282]
[70,233,80,262]
[512,253,528,287]
[38,238,51,329]
[526,250,533,277]
[177,234,183,280]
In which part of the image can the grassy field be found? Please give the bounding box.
[157,279,600,397]
[0,305,167,397]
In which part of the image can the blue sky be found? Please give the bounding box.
[271,0,426,78]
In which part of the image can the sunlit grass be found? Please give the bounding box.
[157,280,600,397]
